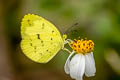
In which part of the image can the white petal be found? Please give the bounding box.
[64,51,74,74]
[70,54,85,80]
[85,52,96,77]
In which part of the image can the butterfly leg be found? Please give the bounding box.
[62,39,74,53]
[64,39,74,48]
[64,39,73,44]
[63,48,71,54]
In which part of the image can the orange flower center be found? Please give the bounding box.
[70,38,94,54]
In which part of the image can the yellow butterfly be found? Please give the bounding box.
[20,14,67,63]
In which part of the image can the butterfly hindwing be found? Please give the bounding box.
[21,14,64,63]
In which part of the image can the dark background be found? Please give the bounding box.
[0,0,120,80]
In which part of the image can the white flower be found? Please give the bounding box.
[64,38,96,80]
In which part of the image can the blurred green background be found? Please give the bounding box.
[0,0,120,80]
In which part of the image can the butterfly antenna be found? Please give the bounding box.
[64,22,80,34]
